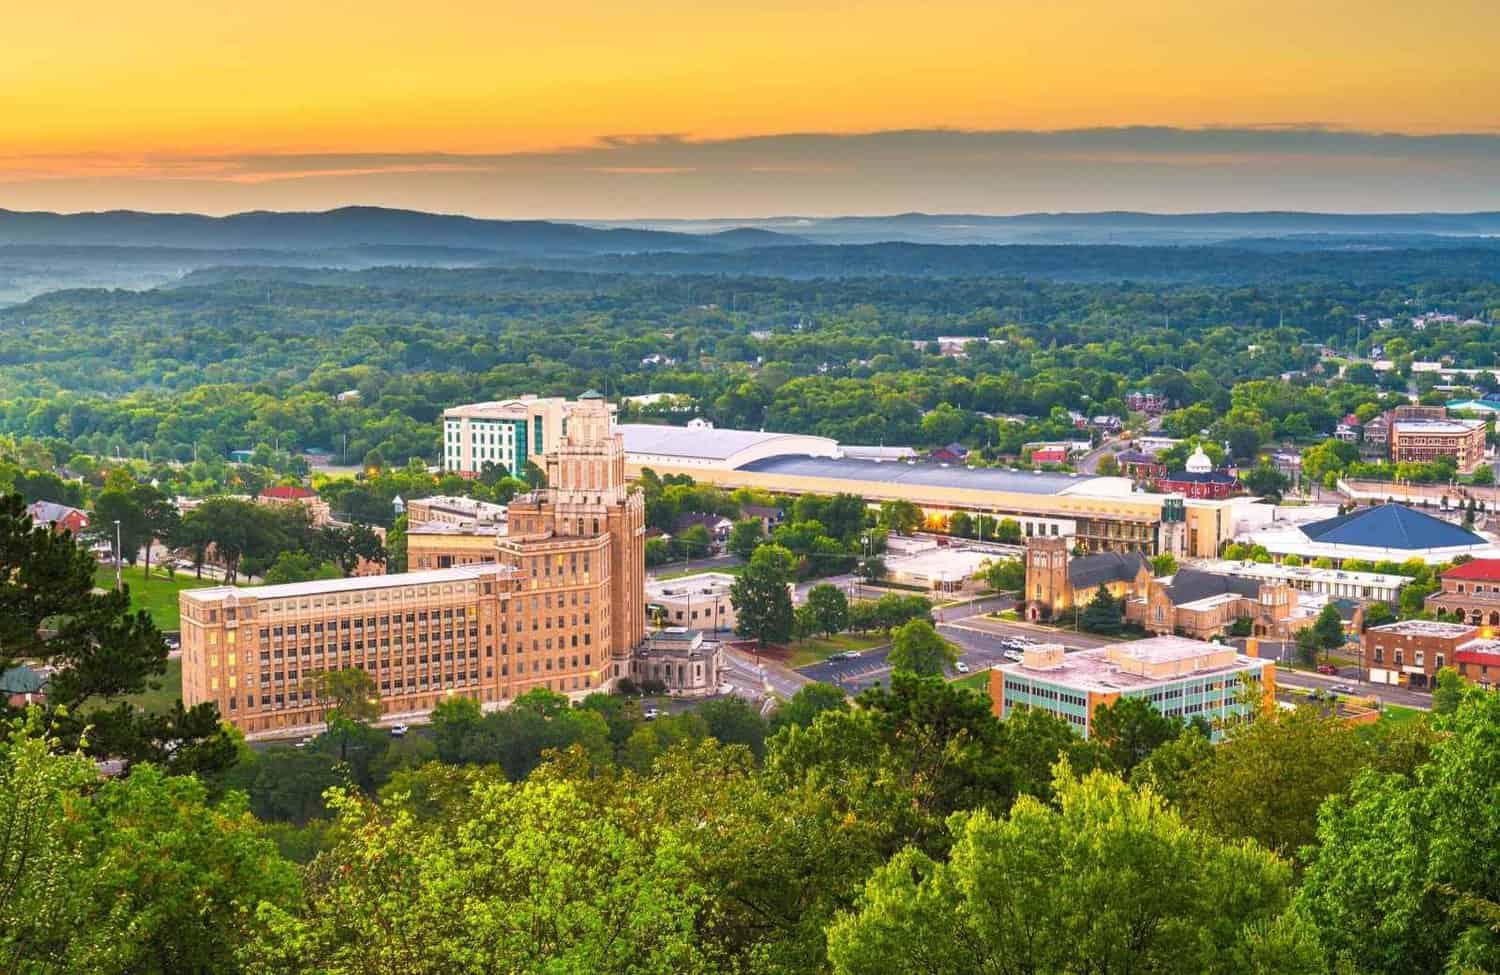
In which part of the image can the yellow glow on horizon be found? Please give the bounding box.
[4,0,1499,165]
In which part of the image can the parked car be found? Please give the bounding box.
[1330,683,1355,695]
[389,723,409,737]
[717,681,733,695]
[1002,649,1024,662]
[955,661,971,674]
[643,706,660,720]
[294,736,314,749]
[1316,664,1338,675]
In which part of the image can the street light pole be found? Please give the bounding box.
[114,519,123,592]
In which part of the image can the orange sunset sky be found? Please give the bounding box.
[4,0,1500,216]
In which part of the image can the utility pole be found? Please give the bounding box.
[114,520,123,592]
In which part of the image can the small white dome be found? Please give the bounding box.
[1185,446,1213,474]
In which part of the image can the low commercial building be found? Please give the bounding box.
[1361,619,1478,689]
[1194,559,1407,603]
[884,544,995,593]
[1390,417,1488,473]
[628,628,724,696]
[646,572,737,632]
[988,636,1274,740]
[402,495,510,570]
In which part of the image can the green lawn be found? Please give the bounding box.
[786,632,888,668]
[1380,704,1424,726]
[122,657,183,714]
[950,670,991,696]
[94,563,216,632]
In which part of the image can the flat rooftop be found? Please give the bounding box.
[887,547,994,581]
[1391,419,1485,434]
[646,572,738,599]
[621,423,837,462]
[737,454,1130,498]
[1367,620,1477,638]
[998,635,1263,693]
[181,564,514,603]
[1200,559,1408,587]
[408,522,506,536]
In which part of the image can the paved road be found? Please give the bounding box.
[725,646,811,701]
[794,611,1085,695]
[647,553,744,580]
[1077,435,1126,475]
[1230,639,1433,710]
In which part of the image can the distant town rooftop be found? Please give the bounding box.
[1367,620,1476,638]
[1390,418,1485,434]
[620,423,839,464]
[1200,559,1408,587]
[737,454,1131,498]
[645,572,737,599]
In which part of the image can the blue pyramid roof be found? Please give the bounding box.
[1301,504,1485,550]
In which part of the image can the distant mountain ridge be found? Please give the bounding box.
[594,210,1500,245]
[0,206,807,254]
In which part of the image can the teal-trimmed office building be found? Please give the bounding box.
[989,636,1275,741]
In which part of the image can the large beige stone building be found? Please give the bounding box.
[181,394,647,735]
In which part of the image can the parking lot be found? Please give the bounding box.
[794,613,1105,695]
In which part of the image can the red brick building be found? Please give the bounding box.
[1428,559,1500,626]
[1362,619,1478,689]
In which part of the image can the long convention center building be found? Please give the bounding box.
[182,394,648,736]
[619,421,1238,557]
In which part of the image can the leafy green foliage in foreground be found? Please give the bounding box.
[4,667,1500,973]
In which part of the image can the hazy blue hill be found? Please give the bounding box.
[601,210,1500,245]
[0,206,804,254]
[575,240,1500,283]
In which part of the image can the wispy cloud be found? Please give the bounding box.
[3,127,1500,217]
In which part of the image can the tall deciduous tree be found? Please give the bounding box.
[887,619,958,677]
[805,583,849,638]
[1182,705,1367,861]
[827,768,1310,975]
[731,544,796,648]
[0,720,297,973]
[1297,689,1500,975]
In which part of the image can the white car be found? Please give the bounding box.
[642,706,660,720]
[955,661,971,673]
[389,723,409,737]
[717,682,733,695]
[1002,649,1024,662]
